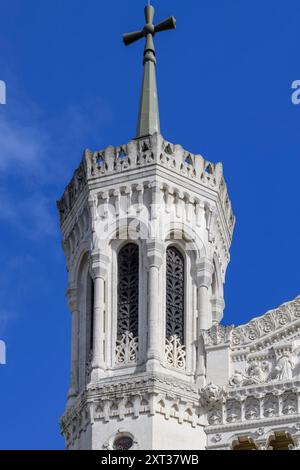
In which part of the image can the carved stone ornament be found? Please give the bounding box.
[229,361,271,387]
[226,400,241,423]
[165,335,186,370]
[202,324,233,347]
[115,331,138,366]
[229,296,300,348]
[200,382,226,406]
[57,134,234,239]
[274,353,295,381]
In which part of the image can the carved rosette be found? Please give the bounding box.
[229,296,300,348]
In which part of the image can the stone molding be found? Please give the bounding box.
[90,252,110,279]
[60,373,203,448]
[145,239,165,269]
[193,258,214,288]
[230,296,300,349]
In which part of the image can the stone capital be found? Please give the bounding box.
[145,240,164,269]
[193,258,214,288]
[66,287,78,312]
[211,296,225,323]
[90,251,110,279]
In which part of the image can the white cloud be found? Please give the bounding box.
[0,114,47,173]
[0,93,113,239]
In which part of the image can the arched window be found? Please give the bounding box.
[165,246,185,344]
[86,273,94,352]
[117,243,139,340]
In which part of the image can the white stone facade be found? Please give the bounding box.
[58,132,299,450]
[204,296,300,450]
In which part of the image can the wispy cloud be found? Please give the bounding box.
[0,189,57,240]
[0,114,48,174]
[0,94,112,239]
[0,97,113,181]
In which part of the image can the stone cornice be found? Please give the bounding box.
[205,414,300,435]
[231,296,300,350]
[204,296,300,352]
[60,373,204,446]
[61,372,199,425]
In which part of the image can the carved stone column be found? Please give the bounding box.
[194,258,214,385]
[90,252,110,382]
[145,240,164,372]
[67,287,79,404]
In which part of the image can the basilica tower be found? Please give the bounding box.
[58,4,235,450]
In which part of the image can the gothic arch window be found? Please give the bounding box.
[211,269,217,297]
[165,246,185,344]
[86,272,94,353]
[116,243,139,365]
[165,246,186,370]
[77,253,92,389]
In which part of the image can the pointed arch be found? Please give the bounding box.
[165,245,185,344]
[117,243,139,339]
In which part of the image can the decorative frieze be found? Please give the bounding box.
[203,380,300,429]
[60,373,203,447]
[230,297,300,348]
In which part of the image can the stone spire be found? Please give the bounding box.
[123,3,176,139]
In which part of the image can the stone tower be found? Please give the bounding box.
[57,4,235,450]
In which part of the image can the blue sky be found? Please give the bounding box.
[0,0,300,449]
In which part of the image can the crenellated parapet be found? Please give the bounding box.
[57,133,235,244]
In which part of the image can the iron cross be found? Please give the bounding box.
[123,4,176,64]
[123,3,176,138]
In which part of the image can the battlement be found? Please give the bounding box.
[57,133,235,239]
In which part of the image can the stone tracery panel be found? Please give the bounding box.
[165,246,185,343]
[165,246,186,370]
[116,243,139,365]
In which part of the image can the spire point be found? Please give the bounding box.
[123,4,176,138]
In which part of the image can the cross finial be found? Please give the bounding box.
[123,4,176,139]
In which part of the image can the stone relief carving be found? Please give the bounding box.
[263,394,279,418]
[229,361,271,387]
[228,297,300,348]
[226,400,241,423]
[115,332,138,366]
[207,405,222,425]
[202,324,233,347]
[282,392,297,415]
[275,353,295,381]
[165,335,186,370]
[200,383,226,406]
[245,397,260,421]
